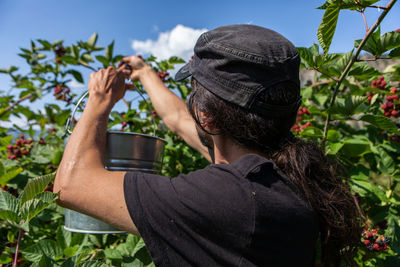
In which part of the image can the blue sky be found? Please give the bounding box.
[0,0,399,125]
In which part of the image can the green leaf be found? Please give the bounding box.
[67,69,84,83]
[0,190,20,214]
[103,248,123,259]
[327,129,340,142]
[168,56,185,64]
[348,62,380,80]
[340,138,371,157]
[37,40,52,50]
[87,33,98,48]
[0,135,12,147]
[21,198,53,222]
[19,173,55,205]
[0,210,20,223]
[76,261,108,267]
[326,142,343,155]
[331,95,366,116]
[350,179,388,202]
[81,53,94,63]
[389,47,400,58]
[318,0,380,10]
[317,6,340,55]
[95,55,109,67]
[355,27,381,56]
[22,239,63,262]
[0,167,23,186]
[60,55,78,64]
[378,30,400,55]
[105,41,114,61]
[30,254,57,267]
[63,246,79,257]
[360,114,399,134]
[57,227,72,249]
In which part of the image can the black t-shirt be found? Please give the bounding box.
[124,154,319,267]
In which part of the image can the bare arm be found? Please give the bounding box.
[120,56,211,162]
[54,67,139,235]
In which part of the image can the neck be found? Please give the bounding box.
[212,135,265,164]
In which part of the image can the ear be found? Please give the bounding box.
[198,111,216,132]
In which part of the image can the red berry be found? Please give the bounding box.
[297,116,303,121]
[380,81,387,88]
[22,150,29,155]
[9,155,17,160]
[39,138,45,144]
[364,240,370,245]
[373,243,380,251]
[379,76,384,81]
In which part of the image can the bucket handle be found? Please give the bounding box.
[65,87,157,136]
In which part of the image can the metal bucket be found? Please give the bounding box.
[63,90,166,234]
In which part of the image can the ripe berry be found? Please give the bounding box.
[373,243,380,251]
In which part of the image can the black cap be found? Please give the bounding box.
[175,24,301,117]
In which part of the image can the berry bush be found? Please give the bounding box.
[1,1,400,266]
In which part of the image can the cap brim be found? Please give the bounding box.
[175,62,192,81]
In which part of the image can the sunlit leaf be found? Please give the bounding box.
[19,173,55,205]
[317,6,340,55]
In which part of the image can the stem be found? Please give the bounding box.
[0,85,54,117]
[12,228,24,267]
[360,9,369,32]
[78,62,97,72]
[322,0,397,143]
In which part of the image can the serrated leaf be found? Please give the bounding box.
[0,210,20,223]
[318,0,380,10]
[360,114,398,134]
[317,6,340,55]
[22,239,63,262]
[354,27,381,56]
[0,190,20,214]
[132,238,146,257]
[378,30,400,55]
[30,254,57,267]
[331,95,366,116]
[21,198,52,222]
[87,33,98,47]
[348,62,380,80]
[57,227,72,249]
[389,47,400,58]
[19,173,55,205]
[0,167,23,186]
[76,261,108,267]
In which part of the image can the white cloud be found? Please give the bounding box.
[132,24,207,62]
[68,79,85,90]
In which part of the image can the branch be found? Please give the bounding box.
[12,228,24,267]
[78,62,97,72]
[322,0,397,142]
[367,5,388,10]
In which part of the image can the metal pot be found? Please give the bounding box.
[63,91,166,234]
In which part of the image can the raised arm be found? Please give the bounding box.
[119,56,211,162]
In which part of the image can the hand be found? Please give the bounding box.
[118,55,149,82]
[87,66,126,108]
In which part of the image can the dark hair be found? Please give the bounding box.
[188,78,362,266]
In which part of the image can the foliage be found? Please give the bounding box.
[0,1,400,266]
